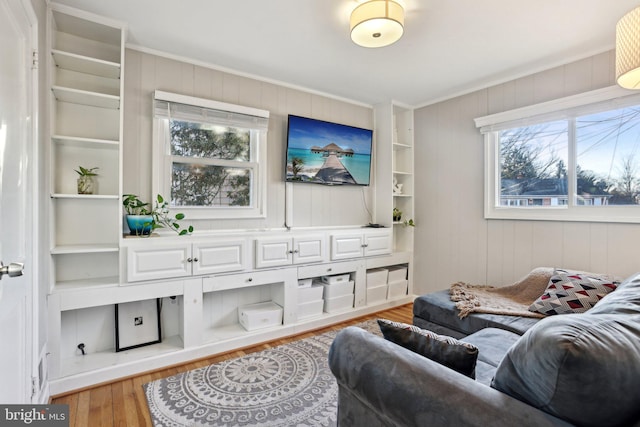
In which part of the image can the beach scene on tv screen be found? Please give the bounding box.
[286,116,372,185]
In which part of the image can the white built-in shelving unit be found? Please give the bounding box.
[44,5,415,397]
[47,4,125,293]
[374,102,415,253]
[391,104,415,253]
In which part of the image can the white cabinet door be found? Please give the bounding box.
[127,243,191,282]
[293,234,325,264]
[255,237,292,268]
[364,230,392,257]
[331,229,392,260]
[331,233,365,260]
[192,238,249,275]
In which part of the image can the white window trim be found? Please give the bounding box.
[152,91,269,220]
[476,86,640,223]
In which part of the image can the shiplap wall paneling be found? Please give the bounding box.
[123,49,374,232]
[413,49,639,295]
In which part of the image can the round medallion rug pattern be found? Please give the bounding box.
[144,320,380,427]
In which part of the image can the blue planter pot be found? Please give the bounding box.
[126,215,154,236]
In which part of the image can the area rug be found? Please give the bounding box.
[144,320,381,427]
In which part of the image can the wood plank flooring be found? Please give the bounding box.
[51,303,413,427]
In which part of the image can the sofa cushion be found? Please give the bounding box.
[413,290,540,336]
[377,319,478,378]
[460,327,521,386]
[588,271,640,315]
[491,313,640,426]
[528,271,619,315]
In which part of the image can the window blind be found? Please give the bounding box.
[154,91,269,131]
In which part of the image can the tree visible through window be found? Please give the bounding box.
[153,91,269,219]
[498,105,640,207]
[170,120,252,207]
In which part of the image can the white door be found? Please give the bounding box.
[0,0,37,404]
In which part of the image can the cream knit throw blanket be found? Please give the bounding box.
[450,267,555,319]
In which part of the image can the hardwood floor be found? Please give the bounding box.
[51,303,413,427]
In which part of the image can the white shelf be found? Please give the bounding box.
[51,193,119,200]
[393,170,412,175]
[51,85,120,109]
[393,193,413,197]
[52,134,119,149]
[203,323,286,345]
[393,142,412,150]
[51,244,119,255]
[52,276,120,293]
[60,335,183,378]
[51,49,120,79]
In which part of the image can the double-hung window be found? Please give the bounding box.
[153,91,269,219]
[476,86,640,223]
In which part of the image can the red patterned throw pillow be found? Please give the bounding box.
[528,271,620,315]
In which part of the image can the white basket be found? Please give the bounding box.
[324,294,354,313]
[366,268,389,287]
[367,284,388,304]
[238,302,283,331]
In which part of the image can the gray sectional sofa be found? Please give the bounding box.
[328,272,640,426]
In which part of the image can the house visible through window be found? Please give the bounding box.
[476,86,640,223]
[153,91,269,219]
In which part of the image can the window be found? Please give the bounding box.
[476,86,640,223]
[153,91,269,219]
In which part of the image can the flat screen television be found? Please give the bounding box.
[285,115,373,186]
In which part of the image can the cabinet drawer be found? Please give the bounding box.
[202,269,287,293]
[298,260,362,279]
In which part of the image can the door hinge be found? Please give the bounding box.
[31,376,38,398]
[32,49,38,70]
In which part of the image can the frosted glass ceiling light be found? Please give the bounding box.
[350,0,404,48]
[616,6,640,89]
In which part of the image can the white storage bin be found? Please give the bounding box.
[387,266,408,283]
[366,268,388,287]
[367,284,388,304]
[298,300,324,320]
[298,278,313,288]
[298,285,324,303]
[324,293,354,313]
[238,302,283,331]
[321,273,350,284]
[322,280,354,299]
[388,280,408,299]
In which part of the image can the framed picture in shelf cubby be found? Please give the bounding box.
[115,298,162,352]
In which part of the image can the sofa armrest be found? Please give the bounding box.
[329,326,572,427]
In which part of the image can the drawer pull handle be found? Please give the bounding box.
[247,277,253,282]
[193,258,199,262]
[327,268,332,272]
[187,258,193,263]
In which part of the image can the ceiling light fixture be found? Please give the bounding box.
[616,6,640,89]
[350,0,404,48]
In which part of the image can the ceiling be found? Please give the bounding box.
[53,0,640,107]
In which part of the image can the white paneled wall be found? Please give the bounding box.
[123,49,374,231]
[414,50,639,294]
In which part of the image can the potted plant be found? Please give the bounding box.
[123,194,193,236]
[75,166,99,194]
[123,194,153,236]
[392,207,402,222]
